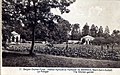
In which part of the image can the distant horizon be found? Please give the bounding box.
[51,0,120,34]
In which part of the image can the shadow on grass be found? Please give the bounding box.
[2,52,120,67]
[2,52,36,58]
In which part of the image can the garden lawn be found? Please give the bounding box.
[2,52,120,67]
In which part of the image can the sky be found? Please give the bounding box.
[51,0,120,34]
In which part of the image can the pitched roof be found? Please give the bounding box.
[11,31,19,35]
[82,35,95,40]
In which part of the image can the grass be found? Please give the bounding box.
[2,52,120,67]
[2,43,120,67]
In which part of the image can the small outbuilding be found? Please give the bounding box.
[10,31,20,44]
[81,35,95,45]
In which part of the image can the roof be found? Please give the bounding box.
[82,35,95,40]
[11,31,19,35]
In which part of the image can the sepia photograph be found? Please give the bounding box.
[2,0,120,68]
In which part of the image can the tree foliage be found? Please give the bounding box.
[71,23,80,40]
[90,24,98,37]
[82,23,89,36]
[98,26,103,37]
[2,0,76,55]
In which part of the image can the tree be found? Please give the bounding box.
[111,30,120,36]
[82,23,89,36]
[98,26,103,37]
[111,30,120,45]
[95,26,98,36]
[104,26,110,34]
[58,18,71,41]
[57,18,71,49]
[71,23,80,40]
[2,0,76,55]
[103,26,110,38]
[92,37,105,45]
[72,23,80,31]
[90,24,98,37]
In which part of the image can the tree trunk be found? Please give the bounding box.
[66,43,68,49]
[29,26,35,55]
[29,1,36,55]
[101,45,103,50]
[112,43,114,51]
[66,38,68,49]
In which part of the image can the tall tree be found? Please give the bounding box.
[98,26,103,37]
[57,18,71,49]
[90,24,98,37]
[82,23,89,36]
[95,26,98,35]
[104,26,110,34]
[71,23,80,40]
[104,26,110,38]
[2,0,76,55]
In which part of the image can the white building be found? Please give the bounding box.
[81,35,95,45]
[10,31,20,44]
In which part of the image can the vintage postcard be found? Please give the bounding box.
[1,0,120,75]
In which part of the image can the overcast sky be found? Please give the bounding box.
[51,0,120,33]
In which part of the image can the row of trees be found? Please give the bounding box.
[71,23,111,40]
[71,23,120,45]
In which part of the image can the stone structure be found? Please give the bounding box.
[81,35,95,45]
[10,31,20,44]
